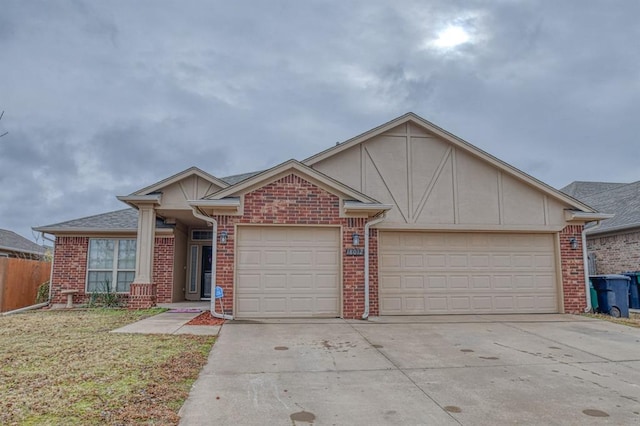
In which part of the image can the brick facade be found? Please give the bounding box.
[368,229,379,315]
[50,179,589,317]
[587,230,640,274]
[153,236,175,303]
[560,225,588,313]
[51,236,89,306]
[213,173,371,319]
[51,235,175,308]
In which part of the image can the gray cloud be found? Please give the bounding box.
[0,0,638,239]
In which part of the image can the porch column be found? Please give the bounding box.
[117,194,163,309]
[129,202,157,309]
[134,203,156,284]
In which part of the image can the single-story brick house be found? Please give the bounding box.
[0,229,46,260]
[35,113,608,319]
[561,180,639,274]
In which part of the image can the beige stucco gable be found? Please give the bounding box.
[308,115,595,230]
[122,167,228,225]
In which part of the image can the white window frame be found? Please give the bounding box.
[86,238,136,293]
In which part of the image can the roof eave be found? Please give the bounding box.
[343,201,393,216]
[564,210,615,222]
[117,194,162,208]
[188,198,241,214]
[32,227,173,234]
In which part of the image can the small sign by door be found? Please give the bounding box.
[215,286,224,299]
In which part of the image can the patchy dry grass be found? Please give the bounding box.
[584,312,640,328]
[0,309,214,425]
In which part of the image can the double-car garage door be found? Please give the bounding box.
[236,226,340,318]
[234,227,559,318]
[379,231,559,315]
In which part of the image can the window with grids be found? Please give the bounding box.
[87,239,136,293]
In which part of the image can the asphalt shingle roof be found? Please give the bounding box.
[561,181,640,235]
[221,170,263,185]
[0,229,46,255]
[35,208,172,232]
[560,181,627,200]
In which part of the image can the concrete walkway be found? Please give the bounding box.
[179,314,640,425]
[111,310,221,336]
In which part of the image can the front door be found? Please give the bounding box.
[201,245,212,299]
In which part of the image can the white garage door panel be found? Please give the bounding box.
[380,232,559,315]
[236,227,340,318]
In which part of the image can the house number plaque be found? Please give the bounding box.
[345,248,364,256]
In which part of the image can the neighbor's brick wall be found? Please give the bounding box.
[560,225,587,313]
[587,230,640,274]
[214,173,370,319]
[51,236,89,306]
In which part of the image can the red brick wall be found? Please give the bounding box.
[51,235,175,307]
[51,236,89,306]
[153,236,175,303]
[587,230,640,274]
[213,173,371,319]
[368,229,379,316]
[560,225,587,313]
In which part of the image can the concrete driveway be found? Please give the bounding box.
[179,315,640,425]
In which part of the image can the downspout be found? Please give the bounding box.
[41,233,56,303]
[362,212,387,320]
[582,221,601,313]
[189,207,234,320]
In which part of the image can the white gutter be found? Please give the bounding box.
[362,212,387,320]
[582,221,601,313]
[189,207,233,320]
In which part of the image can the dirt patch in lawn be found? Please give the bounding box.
[186,311,225,326]
[0,308,215,425]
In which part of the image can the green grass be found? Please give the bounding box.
[0,309,214,425]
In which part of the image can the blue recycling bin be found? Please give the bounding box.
[591,275,631,318]
[623,272,640,310]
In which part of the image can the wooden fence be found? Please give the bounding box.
[0,258,51,312]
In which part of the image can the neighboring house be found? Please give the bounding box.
[35,113,607,318]
[561,180,640,274]
[0,229,46,260]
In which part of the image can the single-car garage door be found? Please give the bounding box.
[236,226,340,318]
[379,232,559,315]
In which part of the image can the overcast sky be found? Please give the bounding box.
[1,1,638,241]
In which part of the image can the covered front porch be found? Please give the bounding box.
[117,168,232,308]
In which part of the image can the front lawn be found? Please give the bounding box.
[0,309,214,425]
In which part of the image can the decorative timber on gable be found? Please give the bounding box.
[309,116,590,230]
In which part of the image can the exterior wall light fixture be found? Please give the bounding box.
[220,230,228,245]
[569,237,578,250]
[352,232,360,246]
